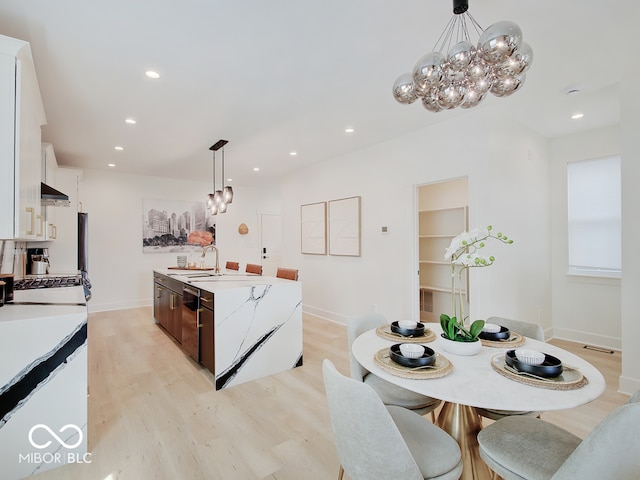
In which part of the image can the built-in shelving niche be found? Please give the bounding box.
[417,178,469,322]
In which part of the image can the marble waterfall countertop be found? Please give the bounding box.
[153,268,303,390]
[0,286,87,323]
[154,267,295,292]
[0,285,88,479]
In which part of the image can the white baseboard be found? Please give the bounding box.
[550,327,640,394]
[88,299,151,313]
[619,376,640,396]
[549,327,621,351]
[302,304,348,326]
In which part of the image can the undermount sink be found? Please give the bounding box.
[190,275,258,282]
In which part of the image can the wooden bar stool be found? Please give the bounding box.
[276,267,298,281]
[245,263,263,275]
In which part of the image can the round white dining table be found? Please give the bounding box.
[351,323,606,480]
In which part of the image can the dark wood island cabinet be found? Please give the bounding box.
[152,269,302,390]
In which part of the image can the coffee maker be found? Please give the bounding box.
[27,247,50,275]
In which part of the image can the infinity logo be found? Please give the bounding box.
[28,424,83,449]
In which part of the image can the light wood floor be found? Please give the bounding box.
[31,308,628,480]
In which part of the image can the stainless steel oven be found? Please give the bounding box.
[182,286,200,362]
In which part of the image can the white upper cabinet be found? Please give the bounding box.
[0,34,47,240]
[0,53,15,239]
[42,142,59,240]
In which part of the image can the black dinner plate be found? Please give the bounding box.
[390,321,426,337]
[389,343,436,368]
[505,349,563,378]
[479,325,511,341]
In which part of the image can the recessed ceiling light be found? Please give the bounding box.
[125,118,137,124]
[563,83,583,96]
[344,127,355,134]
[289,151,297,156]
[226,178,233,182]
[108,163,116,167]
[114,146,124,151]
[145,70,160,79]
[571,113,584,120]
[253,167,260,172]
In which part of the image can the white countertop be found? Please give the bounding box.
[0,286,87,323]
[154,268,297,292]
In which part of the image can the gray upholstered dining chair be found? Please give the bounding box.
[487,316,545,342]
[628,388,640,404]
[323,359,463,480]
[477,391,640,480]
[475,316,545,422]
[347,313,441,421]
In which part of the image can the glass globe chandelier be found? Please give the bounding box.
[206,139,233,215]
[392,0,533,112]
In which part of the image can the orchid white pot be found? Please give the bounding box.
[438,334,482,356]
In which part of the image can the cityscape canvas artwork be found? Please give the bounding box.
[142,198,216,253]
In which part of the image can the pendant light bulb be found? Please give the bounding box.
[210,202,218,215]
[223,186,233,204]
[214,190,223,204]
[220,147,233,204]
[218,201,227,214]
[207,148,217,208]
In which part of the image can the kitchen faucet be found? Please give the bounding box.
[201,245,220,274]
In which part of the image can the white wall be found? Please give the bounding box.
[472,118,551,329]
[549,125,621,350]
[42,107,639,393]
[49,168,280,312]
[621,73,640,394]
[280,108,551,330]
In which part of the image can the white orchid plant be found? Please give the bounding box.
[440,225,513,342]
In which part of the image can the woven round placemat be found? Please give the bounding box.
[373,348,453,379]
[481,331,526,348]
[490,354,588,390]
[375,325,436,343]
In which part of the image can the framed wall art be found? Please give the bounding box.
[142,198,215,253]
[300,202,327,254]
[328,196,361,256]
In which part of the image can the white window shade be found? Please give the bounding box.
[567,156,621,277]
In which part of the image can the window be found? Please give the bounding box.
[567,156,621,277]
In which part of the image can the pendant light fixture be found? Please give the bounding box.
[392,0,532,112]
[221,146,233,204]
[206,151,217,209]
[208,139,230,215]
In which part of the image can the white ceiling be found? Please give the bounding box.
[0,1,634,187]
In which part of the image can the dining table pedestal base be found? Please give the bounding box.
[436,402,494,480]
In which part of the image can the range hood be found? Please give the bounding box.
[41,182,71,207]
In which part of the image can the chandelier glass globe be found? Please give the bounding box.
[392,0,532,113]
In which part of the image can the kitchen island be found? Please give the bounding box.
[0,285,88,480]
[153,269,302,390]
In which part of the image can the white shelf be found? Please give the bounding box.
[418,206,467,214]
[419,260,449,265]
[419,285,467,294]
[419,234,456,239]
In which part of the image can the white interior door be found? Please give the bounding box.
[260,214,282,277]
